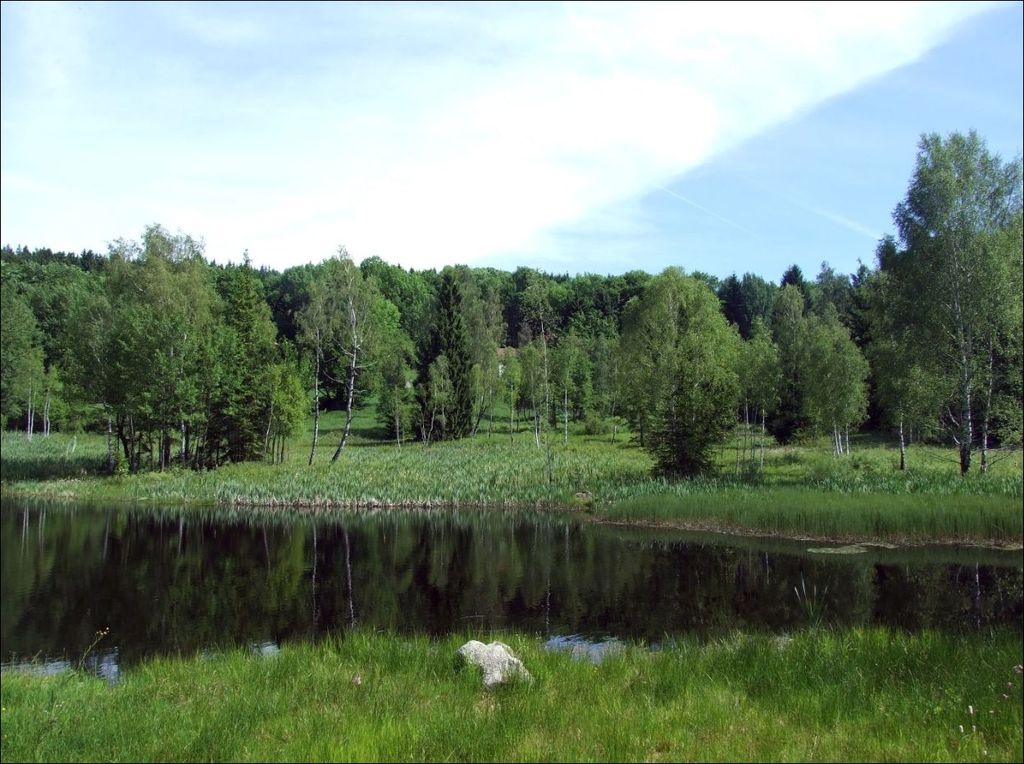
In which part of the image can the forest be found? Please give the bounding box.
[2,131,1021,481]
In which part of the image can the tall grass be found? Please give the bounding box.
[3,415,1021,542]
[0,431,108,482]
[2,628,1021,762]
[1,428,655,508]
[603,487,1024,544]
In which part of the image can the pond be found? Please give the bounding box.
[2,498,1021,676]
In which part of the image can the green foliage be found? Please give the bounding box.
[882,130,1023,472]
[266,353,309,462]
[622,269,742,476]
[370,298,415,443]
[418,270,474,440]
[360,254,437,355]
[550,329,592,433]
[0,278,44,424]
[295,251,388,461]
[769,284,808,442]
[2,130,1020,490]
[3,420,1022,543]
[739,317,781,421]
[215,255,277,462]
[718,272,777,340]
[801,308,869,443]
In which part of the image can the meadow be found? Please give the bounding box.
[1,403,1021,544]
[2,628,1021,762]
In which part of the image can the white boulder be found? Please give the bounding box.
[456,640,533,688]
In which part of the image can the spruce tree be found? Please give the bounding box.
[418,270,473,439]
[213,254,277,462]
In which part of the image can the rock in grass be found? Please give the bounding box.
[457,640,533,688]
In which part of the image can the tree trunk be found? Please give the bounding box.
[26,384,34,439]
[263,397,275,462]
[308,341,321,465]
[540,319,551,431]
[980,340,994,474]
[118,415,133,472]
[309,401,320,465]
[532,394,540,448]
[332,346,359,463]
[955,300,973,475]
[106,415,115,473]
[898,413,906,471]
[736,400,746,473]
[958,368,973,475]
[472,392,486,437]
[744,400,750,468]
[43,389,51,437]
[844,425,850,455]
[759,409,766,470]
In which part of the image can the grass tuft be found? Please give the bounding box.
[2,628,1021,762]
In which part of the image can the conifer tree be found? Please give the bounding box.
[417,269,473,439]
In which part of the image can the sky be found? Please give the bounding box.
[2,1,1021,282]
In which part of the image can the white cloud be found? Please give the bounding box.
[0,1,997,269]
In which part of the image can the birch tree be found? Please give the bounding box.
[801,308,869,455]
[0,280,44,428]
[320,251,380,462]
[886,131,1022,473]
[737,318,781,470]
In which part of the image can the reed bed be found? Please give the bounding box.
[603,487,1023,544]
[2,419,1021,543]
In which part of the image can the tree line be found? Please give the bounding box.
[2,131,1020,476]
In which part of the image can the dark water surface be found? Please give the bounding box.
[2,498,1021,675]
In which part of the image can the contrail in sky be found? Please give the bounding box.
[654,184,758,236]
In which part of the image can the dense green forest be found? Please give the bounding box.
[2,131,1021,478]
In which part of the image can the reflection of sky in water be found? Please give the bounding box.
[545,634,624,664]
[251,641,280,658]
[1,648,121,684]
[2,642,281,684]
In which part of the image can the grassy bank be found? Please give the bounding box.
[2,410,1021,544]
[602,488,1024,546]
[2,628,1021,762]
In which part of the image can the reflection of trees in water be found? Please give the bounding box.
[2,501,1022,670]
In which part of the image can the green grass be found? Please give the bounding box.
[602,487,1024,545]
[0,418,656,508]
[0,430,109,482]
[2,628,1021,762]
[2,410,1021,544]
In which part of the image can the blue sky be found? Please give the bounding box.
[2,2,1021,282]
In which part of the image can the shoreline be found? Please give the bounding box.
[3,481,1022,550]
